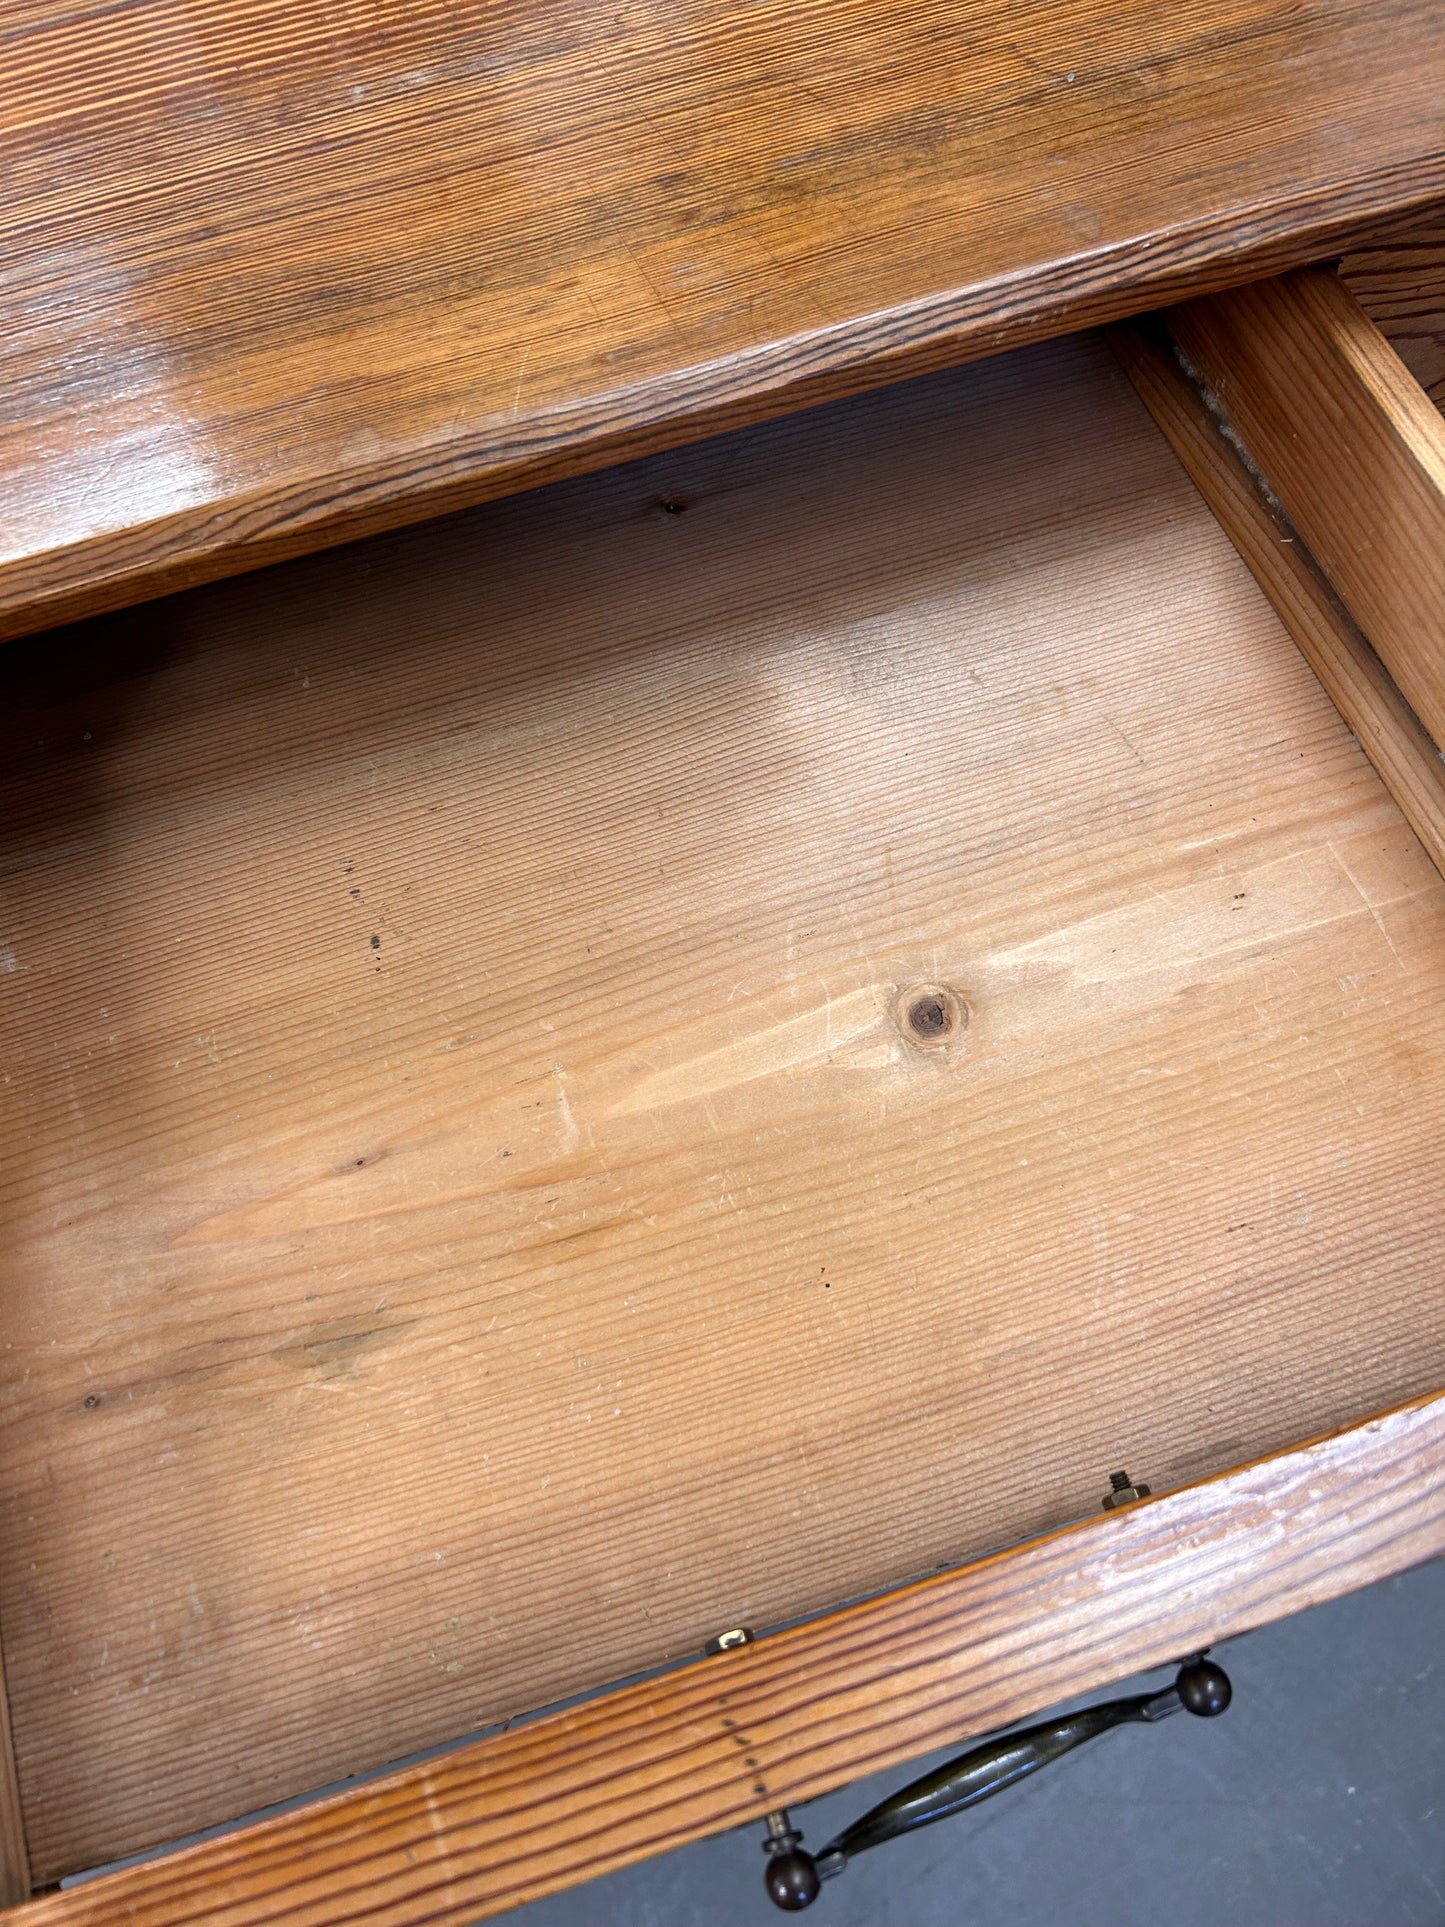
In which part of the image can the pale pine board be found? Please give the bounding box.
[1109,317,1445,879]
[3,333,1445,1879]
[1344,215,1445,414]
[1168,271,1445,751]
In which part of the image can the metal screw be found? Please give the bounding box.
[764,1812,796,1848]
[1102,1468,1151,1510]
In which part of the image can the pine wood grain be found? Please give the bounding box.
[1342,216,1445,412]
[1110,315,1445,880]
[3,0,1445,641]
[1168,269,1445,750]
[6,1391,1444,1927]
[7,332,1445,1880]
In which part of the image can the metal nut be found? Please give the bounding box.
[1101,1469,1151,1510]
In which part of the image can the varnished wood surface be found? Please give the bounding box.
[1169,270,1445,750]
[1110,313,1445,881]
[4,0,1445,641]
[0,1640,29,1908]
[1343,217,1445,411]
[7,1391,1445,1926]
[7,333,1445,1880]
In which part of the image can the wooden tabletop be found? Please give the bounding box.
[3,0,1444,639]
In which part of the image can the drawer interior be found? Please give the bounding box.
[4,327,1445,1883]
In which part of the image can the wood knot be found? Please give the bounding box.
[896,983,967,1049]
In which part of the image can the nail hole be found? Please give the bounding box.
[83,1394,101,1409]
[897,983,967,1048]
[658,497,687,515]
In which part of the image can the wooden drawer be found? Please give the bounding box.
[2,236,1445,1921]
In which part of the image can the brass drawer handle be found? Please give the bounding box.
[761,1654,1232,1910]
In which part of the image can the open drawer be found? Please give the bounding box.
[2,255,1445,1922]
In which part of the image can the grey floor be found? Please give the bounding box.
[502,1557,1445,1927]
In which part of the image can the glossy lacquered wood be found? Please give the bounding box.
[3,0,1445,639]
[6,1391,1444,1927]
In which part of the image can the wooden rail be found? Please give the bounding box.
[6,1392,1443,1926]
[1168,268,1445,750]
[0,1638,29,1908]
[1110,311,1445,882]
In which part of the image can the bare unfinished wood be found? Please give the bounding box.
[3,0,1445,640]
[8,333,1445,1880]
[1110,317,1445,881]
[1168,268,1445,749]
[6,1391,1445,1927]
[1342,215,1445,414]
